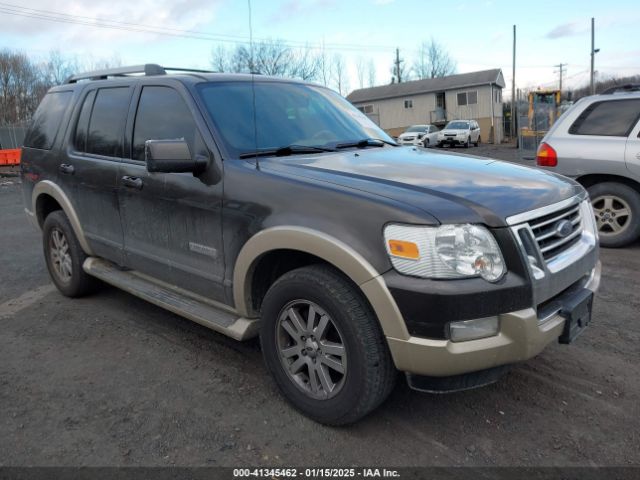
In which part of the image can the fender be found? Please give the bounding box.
[232,226,410,340]
[31,180,94,255]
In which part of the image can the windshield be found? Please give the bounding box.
[446,121,470,130]
[405,125,427,133]
[197,81,394,157]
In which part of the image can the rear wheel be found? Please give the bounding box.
[260,265,396,425]
[43,211,98,297]
[588,182,640,248]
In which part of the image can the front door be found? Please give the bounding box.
[118,83,225,302]
[625,117,640,178]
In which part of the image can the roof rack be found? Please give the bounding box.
[64,64,215,84]
[601,84,640,95]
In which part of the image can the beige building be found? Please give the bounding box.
[347,69,505,143]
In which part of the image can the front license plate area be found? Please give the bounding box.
[558,289,593,344]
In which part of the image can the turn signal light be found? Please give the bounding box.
[536,142,558,167]
[388,240,420,260]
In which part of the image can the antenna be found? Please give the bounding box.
[248,0,259,169]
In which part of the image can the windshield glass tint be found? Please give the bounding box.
[405,126,426,133]
[197,81,393,157]
[447,121,469,129]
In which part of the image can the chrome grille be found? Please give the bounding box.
[528,203,583,262]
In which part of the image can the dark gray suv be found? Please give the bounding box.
[22,64,600,424]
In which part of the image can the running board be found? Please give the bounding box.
[83,257,259,341]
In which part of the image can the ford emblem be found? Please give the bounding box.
[554,219,574,238]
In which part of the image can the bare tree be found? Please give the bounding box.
[413,38,457,79]
[355,57,366,89]
[367,59,376,87]
[318,44,333,87]
[210,40,321,81]
[332,54,349,96]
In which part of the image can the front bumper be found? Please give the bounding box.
[386,261,600,377]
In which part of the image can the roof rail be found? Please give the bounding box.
[64,64,214,84]
[600,84,640,95]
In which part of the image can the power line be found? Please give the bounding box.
[0,2,399,53]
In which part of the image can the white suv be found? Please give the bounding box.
[536,85,640,247]
[437,120,481,148]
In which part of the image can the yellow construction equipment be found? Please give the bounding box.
[520,89,561,151]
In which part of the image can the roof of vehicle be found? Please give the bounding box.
[54,64,316,90]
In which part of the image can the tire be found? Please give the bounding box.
[423,138,430,148]
[260,265,396,425]
[587,182,640,248]
[42,210,98,297]
[474,136,481,147]
[437,142,443,148]
[464,137,470,148]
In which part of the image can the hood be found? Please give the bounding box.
[260,147,583,226]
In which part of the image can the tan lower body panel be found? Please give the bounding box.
[387,262,601,377]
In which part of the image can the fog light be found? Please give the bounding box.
[449,316,499,342]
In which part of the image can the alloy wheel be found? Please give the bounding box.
[276,300,347,400]
[49,228,72,283]
[592,195,632,237]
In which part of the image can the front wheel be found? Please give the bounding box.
[474,136,481,147]
[260,265,396,425]
[422,138,430,148]
[464,137,470,148]
[588,182,640,248]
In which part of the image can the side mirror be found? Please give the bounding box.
[145,139,207,174]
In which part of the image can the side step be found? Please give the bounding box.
[83,257,259,341]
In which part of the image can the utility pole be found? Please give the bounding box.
[511,25,516,141]
[395,48,402,83]
[590,17,598,95]
[554,63,566,91]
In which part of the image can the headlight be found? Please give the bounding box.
[384,224,506,282]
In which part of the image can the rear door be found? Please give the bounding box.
[63,85,132,264]
[558,98,640,178]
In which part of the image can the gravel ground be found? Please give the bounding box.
[1,153,639,467]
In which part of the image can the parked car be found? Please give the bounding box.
[22,64,600,425]
[537,85,640,247]
[397,125,433,146]
[437,120,481,148]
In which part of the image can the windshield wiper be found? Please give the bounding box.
[334,138,398,149]
[239,144,336,159]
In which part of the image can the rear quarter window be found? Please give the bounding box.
[23,91,73,150]
[569,99,640,137]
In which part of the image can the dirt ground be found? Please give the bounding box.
[1,148,639,467]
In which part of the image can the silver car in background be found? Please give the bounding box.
[396,124,439,146]
[536,86,640,247]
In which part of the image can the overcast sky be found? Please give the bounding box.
[1,0,639,96]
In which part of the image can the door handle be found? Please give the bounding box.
[121,176,143,190]
[58,164,75,175]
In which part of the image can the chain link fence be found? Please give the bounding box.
[0,123,28,150]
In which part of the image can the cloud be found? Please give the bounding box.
[0,0,222,43]
[545,22,587,39]
[268,0,336,23]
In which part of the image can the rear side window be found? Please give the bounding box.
[132,86,199,161]
[24,91,73,150]
[86,87,130,157]
[569,99,640,137]
[74,90,96,152]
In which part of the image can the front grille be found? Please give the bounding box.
[527,203,583,262]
